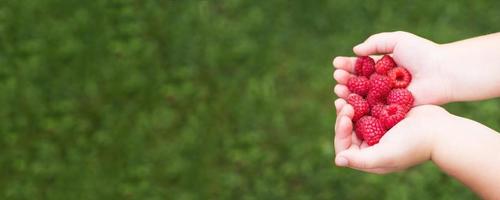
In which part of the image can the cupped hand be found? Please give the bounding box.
[333,103,452,174]
[333,31,452,105]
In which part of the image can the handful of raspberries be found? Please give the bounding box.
[346,55,414,146]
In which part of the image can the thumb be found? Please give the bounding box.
[337,142,395,169]
[353,31,409,56]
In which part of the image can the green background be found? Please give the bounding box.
[1,0,499,199]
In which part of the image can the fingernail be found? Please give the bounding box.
[332,57,340,66]
[335,156,348,167]
[353,43,362,50]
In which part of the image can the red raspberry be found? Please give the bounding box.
[346,94,370,122]
[355,130,364,141]
[355,116,386,146]
[367,74,391,106]
[375,55,396,75]
[370,103,384,119]
[369,74,392,95]
[388,67,412,88]
[366,91,386,106]
[354,56,375,77]
[347,76,370,96]
[387,89,414,111]
[379,104,407,129]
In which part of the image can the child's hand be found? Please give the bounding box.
[332,32,500,198]
[333,101,451,174]
[333,31,452,105]
[334,100,500,199]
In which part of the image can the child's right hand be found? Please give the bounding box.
[333,100,451,173]
[334,98,500,199]
[333,31,500,199]
[333,31,453,105]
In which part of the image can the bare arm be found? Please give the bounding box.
[441,33,500,102]
[432,115,500,199]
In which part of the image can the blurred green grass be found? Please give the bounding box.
[0,0,499,199]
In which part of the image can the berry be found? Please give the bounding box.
[367,74,391,106]
[388,67,412,88]
[366,91,386,106]
[354,56,375,77]
[346,94,370,122]
[375,55,396,75]
[369,74,392,95]
[355,126,364,141]
[379,104,407,129]
[387,89,414,111]
[355,116,386,146]
[342,54,415,146]
[347,76,370,96]
[370,103,384,119]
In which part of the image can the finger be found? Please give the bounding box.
[360,168,392,174]
[333,56,356,73]
[353,31,408,56]
[407,83,435,106]
[360,141,370,149]
[334,116,353,156]
[334,98,347,115]
[350,166,400,174]
[337,144,395,169]
[336,104,354,135]
[335,104,353,131]
[406,84,421,106]
[335,103,354,142]
[333,69,353,85]
[333,56,385,74]
[339,104,354,119]
[334,105,354,154]
[334,98,347,132]
[334,84,350,99]
[370,55,383,62]
[335,142,358,167]
[352,132,362,146]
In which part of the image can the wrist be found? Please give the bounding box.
[429,111,460,162]
[434,44,457,104]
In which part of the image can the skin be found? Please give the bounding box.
[332,31,500,199]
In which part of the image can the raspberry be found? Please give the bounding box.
[355,116,386,146]
[354,56,375,77]
[347,76,370,96]
[387,89,414,111]
[370,103,384,119]
[366,91,386,107]
[367,74,391,106]
[342,54,415,146]
[355,131,364,141]
[369,74,392,95]
[388,67,412,88]
[375,55,396,75]
[346,94,370,122]
[379,104,407,129]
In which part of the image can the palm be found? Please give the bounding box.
[333,31,451,105]
[391,35,449,105]
[334,105,447,174]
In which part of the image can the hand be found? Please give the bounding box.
[333,103,452,174]
[332,31,452,105]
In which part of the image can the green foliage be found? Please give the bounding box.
[0,0,498,199]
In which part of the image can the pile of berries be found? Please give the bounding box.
[346,55,414,146]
